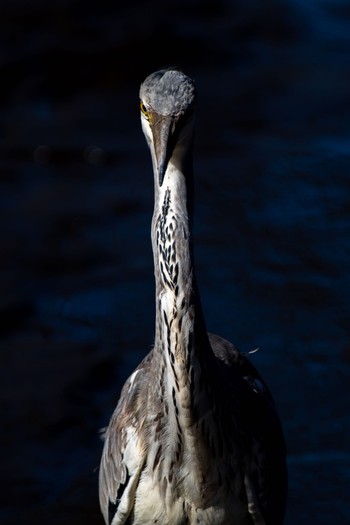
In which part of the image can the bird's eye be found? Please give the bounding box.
[140,101,149,119]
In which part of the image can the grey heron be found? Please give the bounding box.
[99,68,287,525]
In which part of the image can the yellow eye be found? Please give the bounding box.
[140,100,149,119]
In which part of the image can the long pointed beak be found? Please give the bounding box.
[151,115,176,186]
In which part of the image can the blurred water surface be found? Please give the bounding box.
[1,1,350,523]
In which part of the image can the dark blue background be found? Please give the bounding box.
[1,1,349,523]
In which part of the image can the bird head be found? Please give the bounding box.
[139,68,196,187]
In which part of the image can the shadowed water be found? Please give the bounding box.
[1,1,350,523]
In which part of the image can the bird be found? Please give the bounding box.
[99,68,287,525]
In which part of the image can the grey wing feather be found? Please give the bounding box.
[99,352,152,525]
[208,332,276,406]
[208,333,287,525]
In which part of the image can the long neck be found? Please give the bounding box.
[150,142,222,492]
[151,144,210,388]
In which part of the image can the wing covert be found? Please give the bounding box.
[99,353,152,525]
